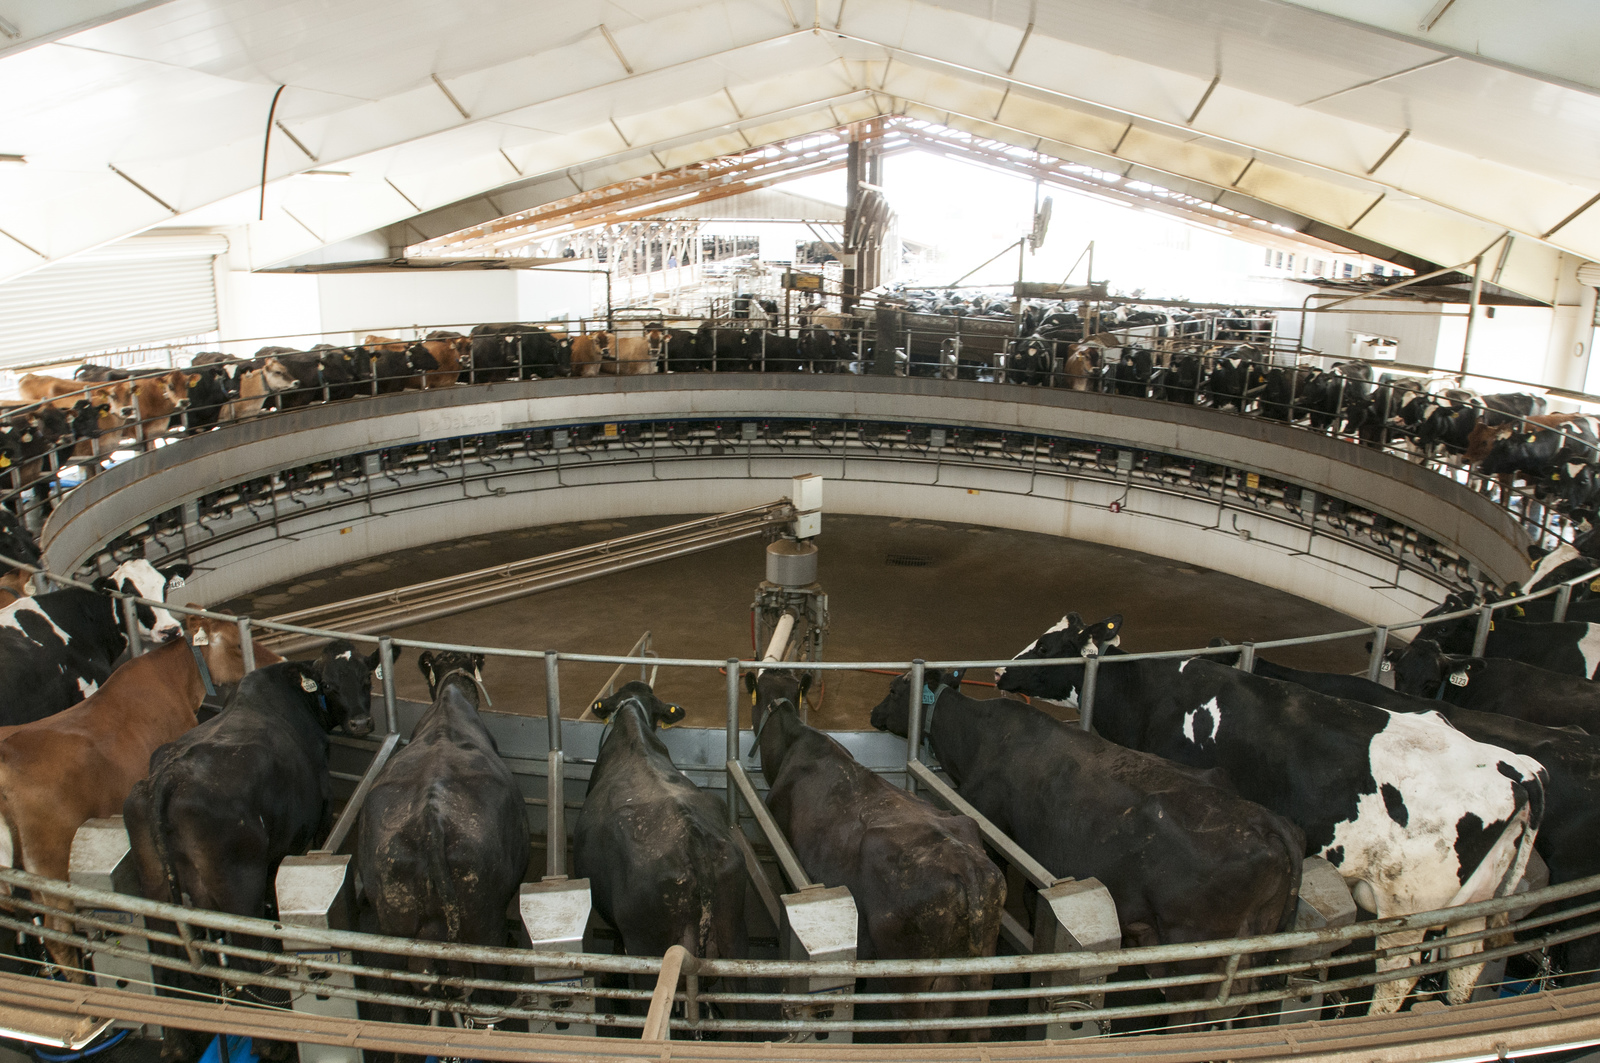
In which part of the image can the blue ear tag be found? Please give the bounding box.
[922,686,938,705]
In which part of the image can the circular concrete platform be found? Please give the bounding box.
[222,513,1370,729]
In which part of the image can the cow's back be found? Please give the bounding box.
[576,750,743,958]
[768,731,1003,962]
[0,592,119,726]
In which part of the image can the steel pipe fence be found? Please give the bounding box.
[1,862,1596,1037]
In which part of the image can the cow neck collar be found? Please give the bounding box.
[188,638,217,697]
[750,695,797,766]
[434,667,491,708]
[919,682,949,764]
[598,695,651,752]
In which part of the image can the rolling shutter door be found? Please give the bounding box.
[0,233,226,366]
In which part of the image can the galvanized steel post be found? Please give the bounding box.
[545,651,565,878]
[1079,656,1099,733]
[237,618,256,674]
[1555,583,1574,623]
[1237,642,1255,672]
[905,659,925,794]
[1367,626,1389,683]
[725,658,741,826]
[377,636,397,734]
[120,595,143,658]
[1471,603,1495,657]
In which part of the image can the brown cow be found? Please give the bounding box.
[0,612,278,974]
[19,374,132,418]
[570,332,607,377]
[1062,344,1094,391]
[606,335,656,375]
[127,371,189,438]
[420,330,468,388]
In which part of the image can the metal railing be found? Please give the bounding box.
[2,319,1586,569]
[3,548,1600,1037]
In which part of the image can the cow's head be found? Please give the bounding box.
[101,559,189,643]
[744,669,811,782]
[1413,593,1480,654]
[418,649,486,701]
[259,357,297,392]
[995,612,1122,702]
[1388,638,1486,698]
[304,639,389,737]
[183,609,276,687]
[869,667,963,737]
[590,680,684,730]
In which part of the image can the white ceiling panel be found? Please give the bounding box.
[2,0,1598,304]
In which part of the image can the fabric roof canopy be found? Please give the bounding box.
[2,0,1597,302]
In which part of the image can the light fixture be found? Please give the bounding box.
[0,154,25,165]
[297,169,351,181]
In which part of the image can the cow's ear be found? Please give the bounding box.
[1100,615,1124,640]
[1064,611,1084,630]
[92,576,116,594]
[187,374,201,386]
[798,672,813,698]
[416,650,435,685]
[945,668,963,688]
[661,702,686,727]
[744,672,758,694]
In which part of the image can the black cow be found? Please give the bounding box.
[180,365,234,432]
[369,344,437,394]
[1390,639,1600,731]
[696,324,749,372]
[998,613,1546,1012]
[124,642,379,1063]
[574,682,746,985]
[1105,347,1154,397]
[1247,655,1600,982]
[751,669,1004,1040]
[255,348,331,409]
[0,559,185,727]
[1476,416,1600,482]
[1154,353,1203,404]
[761,332,804,372]
[356,651,527,1031]
[1203,350,1267,411]
[1258,366,1318,423]
[869,670,1303,1017]
[1416,596,1600,678]
[1007,337,1054,386]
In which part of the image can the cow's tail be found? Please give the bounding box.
[424,792,461,946]
[1271,821,1306,935]
[149,774,186,908]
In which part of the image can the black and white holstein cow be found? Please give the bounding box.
[998,614,1547,1014]
[1248,656,1600,983]
[1415,596,1600,679]
[574,682,746,989]
[869,669,1304,1021]
[751,668,1005,1041]
[0,559,187,727]
[1390,639,1600,732]
[124,642,379,1063]
[356,652,527,1032]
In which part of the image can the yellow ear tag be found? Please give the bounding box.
[751,690,758,706]
[592,699,603,713]
[0,456,9,469]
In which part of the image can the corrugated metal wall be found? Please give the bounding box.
[0,233,226,367]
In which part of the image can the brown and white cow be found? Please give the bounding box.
[218,357,297,422]
[0,612,278,974]
[19,374,132,419]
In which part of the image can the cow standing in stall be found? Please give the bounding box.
[356,652,527,1037]
[575,683,746,996]
[124,641,379,1063]
[870,669,1305,1023]
[998,613,1546,1014]
[0,614,274,974]
[750,668,1004,1041]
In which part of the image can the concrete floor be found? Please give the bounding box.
[223,513,1369,730]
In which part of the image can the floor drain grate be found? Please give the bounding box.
[886,553,935,567]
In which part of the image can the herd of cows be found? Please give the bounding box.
[0,316,1594,540]
[0,478,1598,1048]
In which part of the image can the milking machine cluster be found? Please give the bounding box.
[753,474,829,675]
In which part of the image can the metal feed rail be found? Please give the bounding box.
[3,550,1600,1040]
